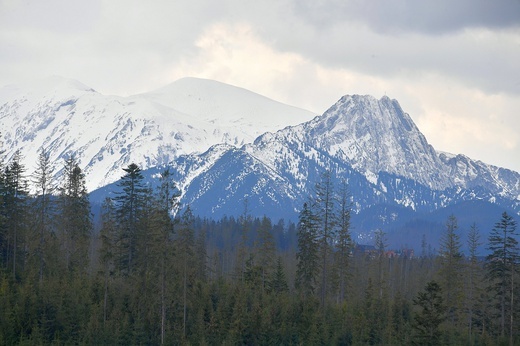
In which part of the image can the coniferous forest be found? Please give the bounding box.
[0,150,519,345]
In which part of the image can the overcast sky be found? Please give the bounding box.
[1,0,519,172]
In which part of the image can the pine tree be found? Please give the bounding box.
[485,212,518,340]
[336,179,353,303]
[234,199,251,283]
[412,281,446,346]
[57,156,92,274]
[295,202,320,297]
[154,168,180,344]
[437,214,463,326]
[375,228,388,299]
[314,170,338,305]
[2,150,29,278]
[177,206,195,339]
[269,256,289,294]
[113,163,147,275]
[255,216,276,290]
[31,148,55,283]
[465,222,482,340]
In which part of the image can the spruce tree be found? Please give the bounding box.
[31,148,55,283]
[57,156,92,274]
[336,179,353,303]
[485,212,518,340]
[437,214,463,326]
[375,228,388,299]
[295,202,320,297]
[176,205,195,339]
[113,163,147,275]
[412,281,446,345]
[154,168,180,344]
[234,199,251,283]
[465,222,481,339]
[314,170,338,305]
[269,256,289,294]
[255,216,276,290]
[3,150,29,278]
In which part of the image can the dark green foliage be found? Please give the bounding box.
[269,256,289,294]
[295,202,320,297]
[113,163,148,275]
[2,150,29,278]
[412,280,446,345]
[314,170,338,305]
[57,156,92,275]
[437,214,463,327]
[0,155,517,344]
[485,212,518,340]
[28,148,55,284]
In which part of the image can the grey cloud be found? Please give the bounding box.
[236,1,520,97]
[293,0,520,35]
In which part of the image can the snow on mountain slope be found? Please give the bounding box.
[2,76,519,220]
[239,94,519,215]
[140,77,317,141]
[0,76,316,191]
[307,95,449,189]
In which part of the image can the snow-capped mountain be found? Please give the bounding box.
[2,76,519,230]
[245,94,519,200]
[121,93,519,222]
[0,76,316,191]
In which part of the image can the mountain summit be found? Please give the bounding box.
[0,77,316,191]
[308,95,446,188]
[1,77,519,226]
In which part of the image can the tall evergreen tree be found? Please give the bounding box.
[57,156,92,274]
[412,281,446,346]
[176,205,195,339]
[113,163,147,275]
[314,170,338,305]
[2,150,29,278]
[234,199,251,283]
[437,214,463,326]
[154,168,180,344]
[31,148,55,283]
[269,256,289,294]
[295,202,320,297]
[375,228,388,299]
[335,179,353,303]
[255,216,276,290]
[485,212,518,340]
[465,222,482,339]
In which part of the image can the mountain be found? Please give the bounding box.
[155,94,519,218]
[2,77,519,249]
[107,93,515,249]
[0,76,316,191]
[90,94,519,246]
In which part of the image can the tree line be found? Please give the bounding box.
[0,149,519,345]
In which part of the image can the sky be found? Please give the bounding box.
[1,0,520,172]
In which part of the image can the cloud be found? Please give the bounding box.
[0,0,519,172]
[293,0,520,34]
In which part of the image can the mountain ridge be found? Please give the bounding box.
[1,76,519,225]
[0,76,316,191]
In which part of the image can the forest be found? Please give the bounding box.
[0,149,519,345]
